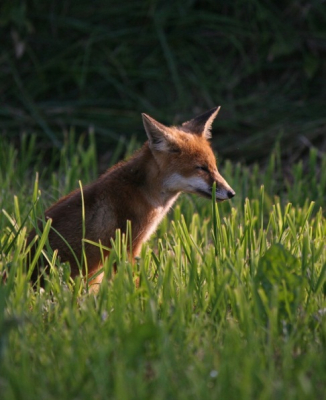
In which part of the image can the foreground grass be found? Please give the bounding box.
[0,136,325,400]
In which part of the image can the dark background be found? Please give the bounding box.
[1,0,325,164]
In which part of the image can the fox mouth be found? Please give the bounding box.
[195,189,225,202]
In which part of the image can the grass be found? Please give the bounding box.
[0,134,325,399]
[1,1,326,162]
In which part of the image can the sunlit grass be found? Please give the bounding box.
[0,135,325,399]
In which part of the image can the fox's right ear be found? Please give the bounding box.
[182,106,220,139]
[142,113,176,152]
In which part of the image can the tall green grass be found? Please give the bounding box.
[0,135,325,399]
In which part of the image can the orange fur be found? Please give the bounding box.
[27,107,235,284]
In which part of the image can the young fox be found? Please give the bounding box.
[28,107,235,284]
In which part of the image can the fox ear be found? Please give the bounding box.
[182,106,221,139]
[142,113,176,152]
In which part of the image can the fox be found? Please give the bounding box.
[27,107,235,286]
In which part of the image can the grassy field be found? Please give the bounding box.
[0,134,325,399]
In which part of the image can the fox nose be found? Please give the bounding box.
[227,189,236,199]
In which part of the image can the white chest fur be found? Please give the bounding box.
[141,194,179,244]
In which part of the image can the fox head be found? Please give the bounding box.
[142,107,235,202]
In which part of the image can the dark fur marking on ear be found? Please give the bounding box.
[169,146,181,154]
[152,137,163,145]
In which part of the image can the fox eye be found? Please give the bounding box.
[196,165,209,173]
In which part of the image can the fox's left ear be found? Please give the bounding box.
[142,113,176,152]
[182,106,220,139]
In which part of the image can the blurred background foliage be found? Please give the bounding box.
[1,0,325,164]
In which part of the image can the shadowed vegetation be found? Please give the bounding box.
[1,0,325,163]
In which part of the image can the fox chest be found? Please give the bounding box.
[135,195,178,246]
[139,206,167,244]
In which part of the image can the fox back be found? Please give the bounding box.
[27,107,235,284]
